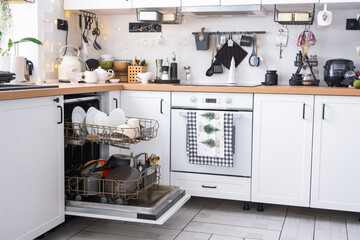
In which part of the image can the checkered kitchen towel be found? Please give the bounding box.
[187,111,234,167]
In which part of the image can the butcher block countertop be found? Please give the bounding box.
[1,82,360,101]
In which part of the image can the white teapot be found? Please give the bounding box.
[94,67,114,83]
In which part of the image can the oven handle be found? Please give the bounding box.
[179,111,243,119]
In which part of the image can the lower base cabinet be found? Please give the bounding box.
[251,94,314,207]
[311,96,360,212]
[171,172,250,201]
[0,96,64,240]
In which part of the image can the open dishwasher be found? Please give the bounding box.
[63,93,189,224]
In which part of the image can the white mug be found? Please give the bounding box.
[135,72,152,84]
[83,71,97,83]
[96,69,114,83]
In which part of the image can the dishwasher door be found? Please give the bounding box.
[64,94,190,225]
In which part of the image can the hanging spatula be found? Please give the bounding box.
[214,33,223,74]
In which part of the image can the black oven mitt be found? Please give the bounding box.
[215,41,248,69]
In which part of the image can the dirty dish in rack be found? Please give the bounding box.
[108,108,126,127]
[116,124,137,139]
[72,106,86,134]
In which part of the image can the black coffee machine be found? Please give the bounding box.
[324,59,355,87]
[289,51,319,86]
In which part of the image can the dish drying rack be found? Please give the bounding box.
[65,165,160,205]
[65,117,159,148]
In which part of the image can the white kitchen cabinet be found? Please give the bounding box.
[182,0,220,6]
[0,96,64,240]
[252,94,314,207]
[262,0,318,4]
[221,0,261,5]
[120,91,171,185]
[64,0,131,10]
[320,0,359,2]
[311,96,360,212]
[132,0,180,8]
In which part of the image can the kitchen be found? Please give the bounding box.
[1,0,360,240]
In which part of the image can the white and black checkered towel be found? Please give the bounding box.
[187,111,234,167]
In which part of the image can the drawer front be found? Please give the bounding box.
[171,172,250,201]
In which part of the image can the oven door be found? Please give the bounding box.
[171,109,252,177]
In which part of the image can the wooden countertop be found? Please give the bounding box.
[1,82,360,101]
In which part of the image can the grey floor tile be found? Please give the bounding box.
[280,212,315,240]
[188,197,223,209]
[210,235,244,240]
[85,219,180,240]
[175,231,211,240]
[347,219,360,240]
[289,206,359,221]
[69,230,150,240]
[185,221,280,240]
[43,217,97,240]
[314,216,347,240]
[195,208,284,231]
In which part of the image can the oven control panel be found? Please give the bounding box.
[172,92,253,110]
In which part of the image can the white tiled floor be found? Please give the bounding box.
[42,197,360,240]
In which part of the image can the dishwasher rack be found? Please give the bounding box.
[65,117,159,148]
[65,165,160,205]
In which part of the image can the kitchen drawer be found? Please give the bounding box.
[170,172,250,201]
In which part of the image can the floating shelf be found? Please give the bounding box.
[274,4,315,26]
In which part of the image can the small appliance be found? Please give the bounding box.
[58,45,82,82]
[324,59,355,87]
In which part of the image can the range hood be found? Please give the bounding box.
[182,5,265,16]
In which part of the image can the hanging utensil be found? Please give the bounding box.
[86,15,94,43]
[206,35,215,77]
[78,14,83,51]
[82,13,89,44]
[249,35,259,67]
[214,33,223,74]
[92,17,102,50]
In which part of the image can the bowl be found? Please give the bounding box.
[99,60,114,71]
[114,61,129,71]
[109,79,120,83]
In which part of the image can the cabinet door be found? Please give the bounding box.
[252,94,314,207]
[262,0,318,4]
[221,0,261,5]
[182,0,220,6]
[64,0,131,10]
[312,96,360,212]
[320,0,359,2]
[132,0,180,8]
[0,96,64,240]
[121,91,170,185]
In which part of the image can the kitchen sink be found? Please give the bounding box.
[0,84,59,91]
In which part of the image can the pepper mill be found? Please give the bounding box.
[170,52,178,80]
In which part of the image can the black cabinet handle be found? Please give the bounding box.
[113,98,118,108]
[160,99,164,114]
[202,185,217,189]
[303,103,306,119]
[54,97,60,103]
[322,104,325,120]
[57,106,63,124]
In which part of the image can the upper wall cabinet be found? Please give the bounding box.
[221,0,261,5]
[132,0,181,8]
[320,0,360,2]
[64,0,131,10]
[182,0,220,7]
[262,0,318,4]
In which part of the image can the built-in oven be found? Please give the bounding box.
[63,93,189,224]
[171,92,253,177]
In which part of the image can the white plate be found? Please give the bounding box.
[72,106,86,134]
[108,108,126,127]
[86,107,100,134]
[94,111,108,134]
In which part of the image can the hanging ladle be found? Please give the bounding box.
[249,34,260,67]
[92,18,102,50]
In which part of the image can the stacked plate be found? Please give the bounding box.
[72,106,127,135]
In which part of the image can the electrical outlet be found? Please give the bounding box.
[57,19,68,31]
[346,18,360,30]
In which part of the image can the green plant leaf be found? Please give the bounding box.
[201,112,215,121]
[14,37,43,45]
[7,38,13,49]
[203,124,220,134]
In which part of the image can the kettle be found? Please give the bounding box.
[58,45,82,82]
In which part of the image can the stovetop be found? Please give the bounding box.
[0,84,59,91]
